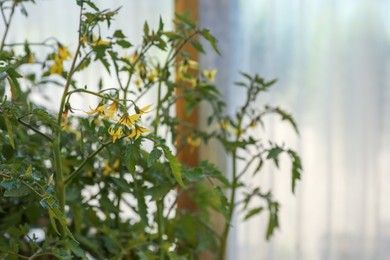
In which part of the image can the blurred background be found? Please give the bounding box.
[3,0,390,259]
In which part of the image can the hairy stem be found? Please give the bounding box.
[52,4,83,222]
[219,150,238,260]
[157,200,165,260]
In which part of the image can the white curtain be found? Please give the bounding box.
[1,0,173,111]
[200,1,390,259]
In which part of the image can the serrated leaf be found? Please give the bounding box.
[113,30,125,38]
[76,57,90,71]
[161,145,185,188]
[163,31,181,40]
[200,29,221,55]
[24,165,32,177]
[111,177,131,191]
[6,71,22,101]
[266,146,283,158]
[49,207,77,241]
[274,107,299,135]
[244,207,264,221]
[288,149,302,194]
[266,202,279,240]
[190,40,205,53]
[3,111,15,149]
[147,147,162,167]
[214,186,229,220]
[48,208,60,235]
[117,39,132,48]
[33,108,60,131]
[134,181,148,226]
[4,185,30,197]
[145,184,172,201]
[267,146,283,168]
[69,240,87,259]
[143,21,149,36]
[175,12,196,29]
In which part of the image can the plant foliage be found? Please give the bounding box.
[0,1,301,259]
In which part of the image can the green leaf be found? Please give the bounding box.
[175,12,196,29]
[200,29,221,55]
[76,57,91,72]
[274,107,299,135]
[68,240,87,259]
[4,185,30,197]
[33,108,60,131]
[6,72,22,100]
[288,149,302,194]
[117,39,132,48]
[49,207,77,241]
[266,146,283,168]
[147,147,162,167]
[111,176,131,191]
[48,208,60,235]
[214,186,229,220]
[190,40,205,53]
[266,201,279,240]
[161,145,185,188]
[244,207,263,221]
[113,29,126,38]
[145,184,172,201]
[3,111,15,149]
[143,21,149,36]
[183,161,229,186]
[24,165,32,177]
[134,180,148,226]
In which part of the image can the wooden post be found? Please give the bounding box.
[175,0,199,212]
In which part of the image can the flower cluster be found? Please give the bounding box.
[127,52,159,88]
[176,59,217,87]
[86,101,152,142]
[49,45,72,75]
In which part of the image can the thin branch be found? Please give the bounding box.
[0,172,45,199]
[64,141,112,185]
[0,0,15,52]
[17,117,54,142]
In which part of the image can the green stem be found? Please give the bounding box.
[17,117,53,142]
[0,1,15,53]
[52,140,65,211]
[219,149,238,260]
[52,5,83,217]
[64,141,111,185]
[157,200,165,260]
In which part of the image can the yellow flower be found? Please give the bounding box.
[139,104,152,114]
[49,59,63,75]
[127,126,151,140]
[86,104,106,116]
[58,45,72,60]
[90,37,110,46]
[28,53,35,64]
[108,127,123,143]
[203,69,217,82]
[104,102,118,120]
[148,69,158,82]
[187,135,201,148]
[219,120,230,131]
[131,52,138,63]
[190,77,197,88]
[102,159,120,176]
[119,113,141,128]
[134,79,142,87]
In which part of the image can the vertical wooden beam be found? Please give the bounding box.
[175,0,199,212]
